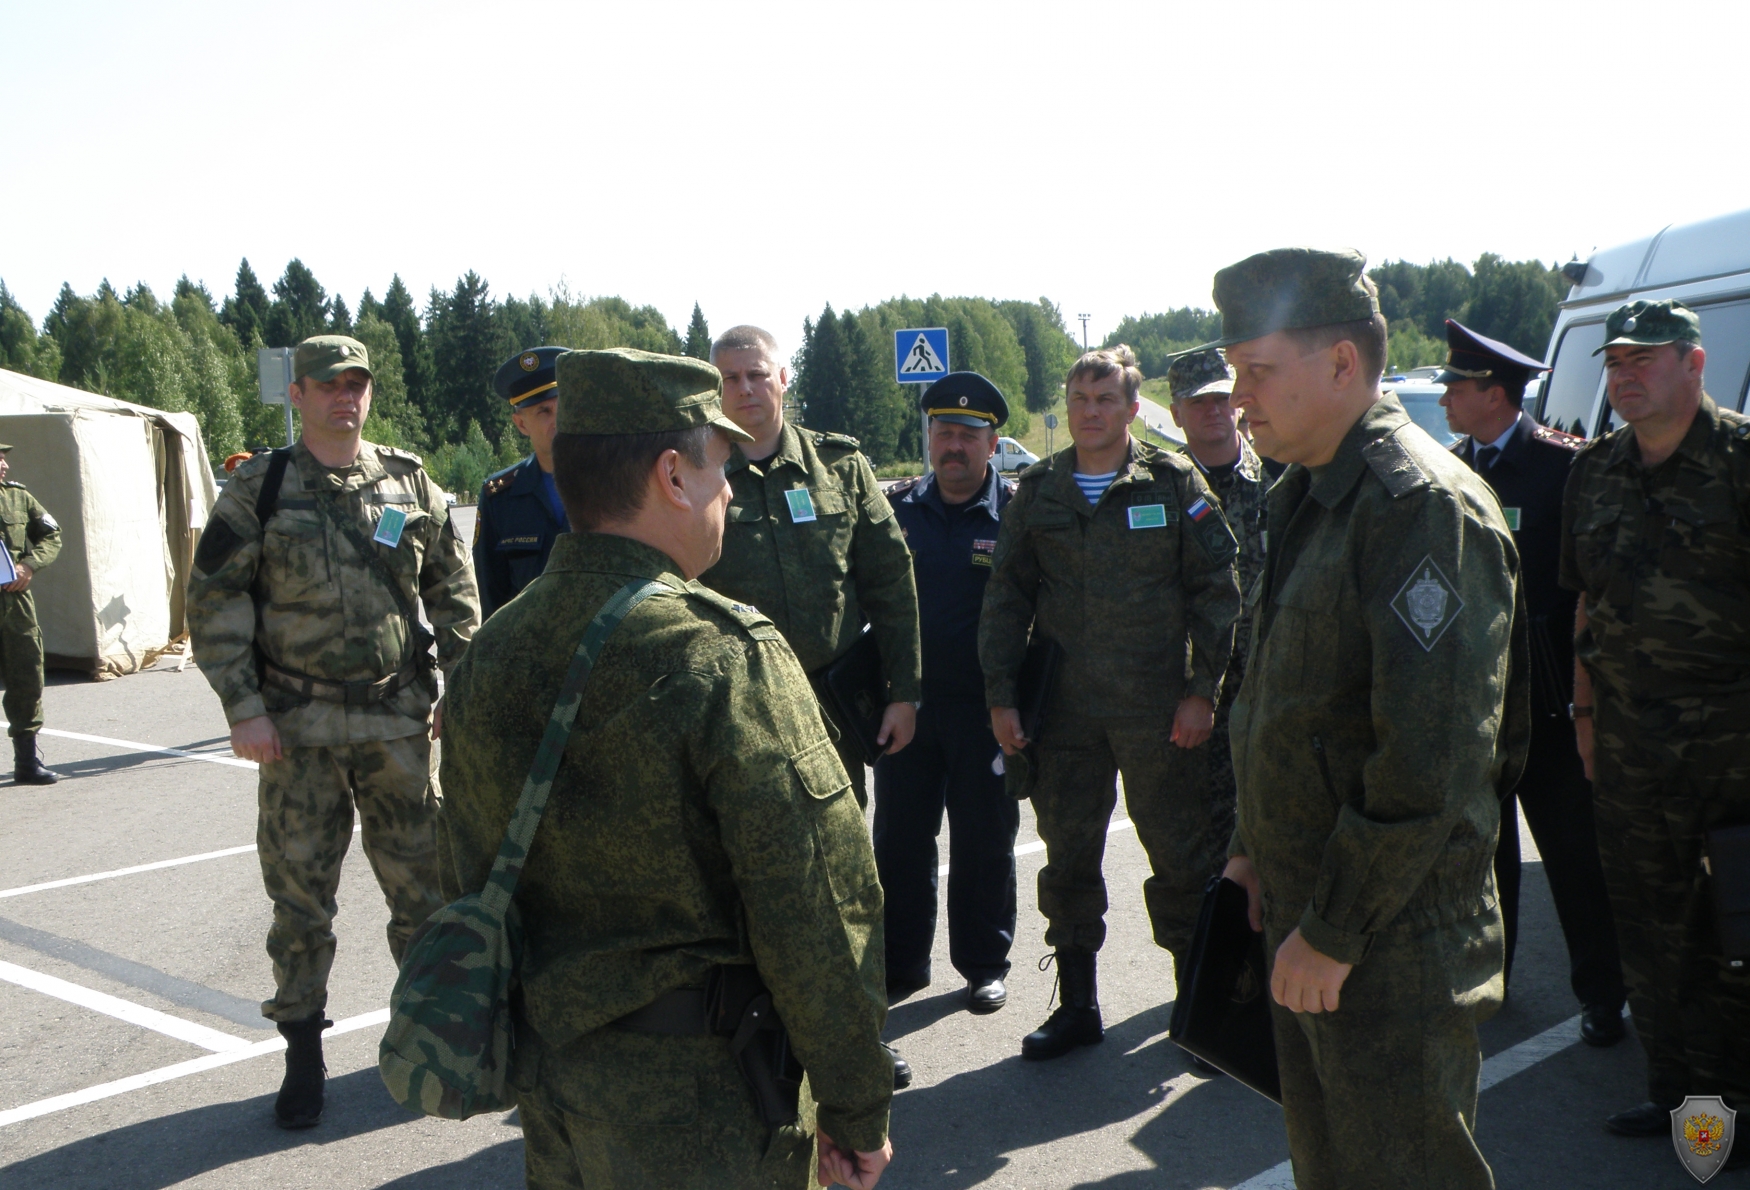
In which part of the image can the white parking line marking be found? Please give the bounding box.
[37,727,257,770]
[937,818,1132,878]
[1230,1012,1585,1188]
[0,1008,390,1128]
[0,824,364,900]
[0,959,251,1054]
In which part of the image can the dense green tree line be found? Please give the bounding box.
[1101,254,1567,377]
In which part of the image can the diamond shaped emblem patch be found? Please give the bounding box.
[1390,556,1463,651]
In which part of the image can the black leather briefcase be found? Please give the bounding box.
[1015,634,1064,746]
[1168,875,1281,1103]
[1705,823,1750,968]
[821,628,887,768]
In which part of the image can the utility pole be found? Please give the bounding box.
[1077,313,1090,352]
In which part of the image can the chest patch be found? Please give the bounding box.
[971,537,997,567]
[1128,504,1168,529]
[785,487,817,524]
[373,507,407,548]
[1390,556,1463,650]
[1503,507,1521,531]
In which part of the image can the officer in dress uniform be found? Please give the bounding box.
[875,374,1020,1016]
[474,347,570,619]
[1438,319,1627,1046]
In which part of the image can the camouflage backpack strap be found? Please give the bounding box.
[479,577,669,915]
[378,576,667,1120]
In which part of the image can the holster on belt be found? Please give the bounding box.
[612,964,803,1130]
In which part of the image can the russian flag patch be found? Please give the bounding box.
[1187,497,1214,522]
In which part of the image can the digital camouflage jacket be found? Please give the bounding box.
[187,440,479,746]
[1560,393,1750,702]
[1230,395,1530,966]
[700,421,921,700]
[978,436,1240,716]
[440,532,892,1152]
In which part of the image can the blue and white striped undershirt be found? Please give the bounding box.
[1072,470,1119,505]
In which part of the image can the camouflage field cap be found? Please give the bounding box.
[1593,299,1702,355]
[555,348,752,442]
[1202,247,1379,349]
[293,335,373,383]
[1166,348,1234,401]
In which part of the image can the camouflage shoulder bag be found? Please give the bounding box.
[378,577,668,1119]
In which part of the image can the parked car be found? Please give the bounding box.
[1538,207,1750,439]
[1385,382,1460,448]
[995,436,1040,472]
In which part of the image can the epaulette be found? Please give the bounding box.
[1000,475,1018,495]
[376,445,424,472]
[682,583,784,642]
[1532,424,1585,452]
[482,471,516,497]
[1449,437,1469,457]
[2,480,25,489]
[1722,407,1750,440]
[1361,431,1430,497]
[885,476,922,500]
[229,451,276,482]
[805,428,862,451]
[1017,457,1053,483]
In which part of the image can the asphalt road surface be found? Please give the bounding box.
[0,629,1736,1186]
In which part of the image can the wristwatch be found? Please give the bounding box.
[1568,703,1594,721]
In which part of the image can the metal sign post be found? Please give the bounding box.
[257,347,296,447]
[894,328,950,476]
[1045,412,1058,459]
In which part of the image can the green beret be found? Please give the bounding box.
[1166,348,1234,401]
[1204,247,1379,349]
[556,348,752,442]
[1593,299,1702,355]
[293,335,372,383]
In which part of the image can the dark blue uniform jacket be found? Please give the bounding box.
[473,455,567,620]
[891,465,1014,705]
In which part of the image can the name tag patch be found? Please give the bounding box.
[1504,507,1521,531]
[373,507,407,548]
[785,487,817,524]
[971,537,997,567]
[1128,504,1168,529]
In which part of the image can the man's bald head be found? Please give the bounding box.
[710,324,781,365]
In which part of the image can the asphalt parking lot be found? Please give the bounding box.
[0,644,1736,1187]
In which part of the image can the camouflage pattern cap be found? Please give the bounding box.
[293,335,373,383]
[1203,247,1379,349]
[1592,299,1702,355]
[555,348,752,441]
[1166,347,1234,401]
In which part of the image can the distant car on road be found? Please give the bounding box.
[1387,381,1461,448]
[996,437,1039,472]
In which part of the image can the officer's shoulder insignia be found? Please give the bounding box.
[1449,437,1469,457]
[885,476,921,500]
[1362,432,1430,497]
[1001,476,1018,496]
[683,584,781,639]
[1390,555,1463,650]
[808,429,862,452]
[483,472,515,497]
[1532,424,1585,452]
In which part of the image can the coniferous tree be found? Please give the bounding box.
[839,311,903,463]
[219,259,270,349]
[328,294,353,334]
[426,271,513,448]
[381,275,432,415]
[793,305,852,434]
[684,303,711,359]
[264,259,329,347]
[356,288,382,323]
[0,281,61,380]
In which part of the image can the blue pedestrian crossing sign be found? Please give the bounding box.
[894,327,950,383]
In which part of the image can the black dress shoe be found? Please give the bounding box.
[967,977,1006,1014]
[1604,1101,1679,1137]
[1187,1053,1226,1079]
[1581,1004,1626,1047]
[883,1043,912,1089]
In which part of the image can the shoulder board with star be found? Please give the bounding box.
[803,428,862,452]
[1361,431,1431,498]
[1531,424,1585,452]
[482,467,521,497]
[885,476,922,500]
[681,583,784,642]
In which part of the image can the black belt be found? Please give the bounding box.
[261,659,423,706]
[611,988,712,1036]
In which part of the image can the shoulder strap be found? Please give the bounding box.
[254,448,293,524]
[478,578,668,916]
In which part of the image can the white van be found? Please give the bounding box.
[995,436,1040,472]
[1536,207,1750,438]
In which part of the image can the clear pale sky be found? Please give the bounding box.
[4,1,1748,356]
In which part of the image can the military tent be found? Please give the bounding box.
[0,368,218,676]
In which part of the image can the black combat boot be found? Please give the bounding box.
[1021,949,1103,1060]
[275,1016,332,1128]
[13,733,59,785]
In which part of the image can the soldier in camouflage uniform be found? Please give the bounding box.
[187,335,478,1129]
[1217,248,1527,1190]
[0,444,63,785]
[1560,300,1750,1142]
[1167,347,1267,942]
[699,325,921,811]
[440,348,893,1190]
[980,344,1240,1062]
